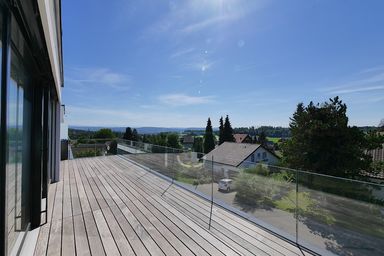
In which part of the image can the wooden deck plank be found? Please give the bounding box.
[62,217,76,256]
[35,156,315,256]
[62,160,72,219]
[72,160,92,213]
[77,159,100,211]
[73,214,91,256]
[79,159,109,210]
[142,173,297,256]
[114,156,299,256]
[83,211,106,256]
[93,209,120,256]
[51,164,64,221]
[92,158,196,256]
[99,157,237,256]
[68,160,82,216]
[46,219,62,256]
[33,223,51,256]
[101,207,135,256]
[34,181,57,256]
[94,157,231,256]
[109,205,150,256]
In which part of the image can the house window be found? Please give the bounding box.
[262,152,267,159]
[251,154,255,162]
[257,153,261,158]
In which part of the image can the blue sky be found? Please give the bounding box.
[62,0,384,128]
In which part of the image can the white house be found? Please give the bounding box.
[203,142,280,177]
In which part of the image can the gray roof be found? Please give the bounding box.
[183,135,194,144]
[204,142,262,167]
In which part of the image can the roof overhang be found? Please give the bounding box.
[37,0,63,102]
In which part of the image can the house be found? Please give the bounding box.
[182,135,195,149]
[234,133,253,143]
[203,142,280,178]
[367,143,384,162]
[0,1,63,255]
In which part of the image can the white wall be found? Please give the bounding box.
[38,0,62,101]
[242,148,279,166]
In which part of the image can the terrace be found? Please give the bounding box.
[33,156,310,256]
[32,139,384,256]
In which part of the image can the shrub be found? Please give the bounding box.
[234,171,292,208]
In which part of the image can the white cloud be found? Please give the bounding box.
[66,105,208,127]
[66,67,131,91]
[327,85,384,95]
[179,14,238,34]
[144,0,265,38]
[170,48,195,59]
[158,93,215,106]
[322,69,384,95]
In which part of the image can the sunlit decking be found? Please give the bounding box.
[33,156,313,256]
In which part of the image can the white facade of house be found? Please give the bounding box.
[240,147,280,168]
[204,147,280,178]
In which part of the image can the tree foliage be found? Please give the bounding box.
[222,115,235,143]
[219,116,224,145]
[203,118,215,153]
[257,130,267,146]
[94,128,115,139]
[167,133,181,149]
[123,127,133,140]
[132,128,139,141]
[379,119,384,131]
[282,97,371,178]
[193,137,203,153]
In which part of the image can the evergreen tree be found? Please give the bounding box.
[282,97,371,178]
[223,115,235,142]
[258,131,267,146]
[193,137,204,153]
[219,116,224,145]
[379,119,384,131]
[123,127,133,140]
[132,128,139,141]
[203,118,215,153]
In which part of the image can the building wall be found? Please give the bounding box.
[0,0,63,255]
[203,147,280,179]
[241,148,280,167]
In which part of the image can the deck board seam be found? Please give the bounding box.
[97,157,240,256]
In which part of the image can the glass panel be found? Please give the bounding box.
[297,171,384,256]
[6,79,18,253]
[7,39,32,255]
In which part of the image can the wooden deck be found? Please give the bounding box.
[33,156,311,256]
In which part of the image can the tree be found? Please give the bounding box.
[203,118,215,153]
[132,128,139,141]
[219,116,224,145]
[222,115,235,142]
[193,137,203,153]
[94,128,115,139]
[123,127,133,140]
[167,133,181,149]
[282,97,371,178]
[379,119,384,131]
[258,130,267,146]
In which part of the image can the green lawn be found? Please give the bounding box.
[267,137,281,143]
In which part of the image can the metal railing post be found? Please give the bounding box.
[209,156,214,230]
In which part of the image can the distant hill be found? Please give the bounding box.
[69,126,207,134]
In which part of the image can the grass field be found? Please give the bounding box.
[267,137,281,143]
